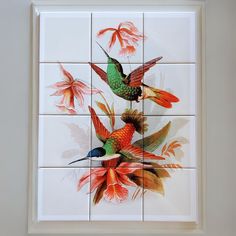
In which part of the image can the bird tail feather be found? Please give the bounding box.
[143,84,179,108]
[121,109,148,134]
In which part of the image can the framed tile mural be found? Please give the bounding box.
[30,0,205,234]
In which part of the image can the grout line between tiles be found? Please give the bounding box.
[38,113,197,117]
[142,12,144,222]
[38,166,197,170]
[89,12,92,222]
[39,61,197,65]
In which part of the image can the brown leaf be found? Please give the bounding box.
[168,149,176,156]
[93,182,106,205]
[96,101,109,115]
[143,170,164,195]
[152,164,171,178]
[163,140,182,158]
[131,170,165,195]
[161,164,182,169]
[169,140,179,147]
[165,152,170,157]
[170,143,182,149]
[161,143,167,155]
[145,163,171,178]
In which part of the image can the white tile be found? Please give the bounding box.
[143,116,196,168]
[39,63,92,115]
[38,168,90,221]
[144,168,197,221]
[92,12,143,63]
[38,115,91,167]
[144,12,196,63]
[143,64,196,115]
[40,12,91,62]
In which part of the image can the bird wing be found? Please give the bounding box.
[89,62,108,84]
[120,144,165,161]
[88,106,110,143]
[124,57,163,87]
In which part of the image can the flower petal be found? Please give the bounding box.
[56,89,76,113]
[108,31,117,49]
[119,45,136,55]
[59,63,74,83]
[77,170,90,191]
[116,31,124,48]
[50,89,67,96]
[106,168,121,186]
[104,184,128,203]
[73,81,101,95]
[49,81,71,90]
[97,28,116,37]
[90,175,106,192]
[91,168,107,177]
[120,28,143,40]
[117,173,137,187]
[115,162,143,175]
[72,86,84,107]
[118,21,139,32]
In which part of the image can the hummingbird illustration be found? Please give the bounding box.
[68,106,166,165]
[89,43,179,108]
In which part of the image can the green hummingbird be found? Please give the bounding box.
[89,43,179,108]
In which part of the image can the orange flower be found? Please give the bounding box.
[78,161,146,203]
[50,64,100,114]
[97,21,144,56]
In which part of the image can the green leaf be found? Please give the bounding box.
[133,121,171,152]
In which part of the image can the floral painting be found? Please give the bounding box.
[38,11,197,221]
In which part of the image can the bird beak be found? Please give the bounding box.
[96,42,110,58]
[68,157,87,165]
[156,56,163,62]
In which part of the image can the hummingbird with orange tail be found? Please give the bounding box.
[89,43,179,108]
[69,106,169,165]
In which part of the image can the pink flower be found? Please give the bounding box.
[50,64,100,114]
[97,21,144,56]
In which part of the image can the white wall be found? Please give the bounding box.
[0,0,235,235]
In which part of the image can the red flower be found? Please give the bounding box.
[97,21,144,56]
[50,64,100,114]
[78,161,146,203]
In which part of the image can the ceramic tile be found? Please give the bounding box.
[91,63,143,115]
[143,116,196,168]
[90,168,143,221]
[92,12,143,63]
[143,64,196,115]
[40,12,91,62]
[39,63,93,115]
[144,12,196,63]
[91,115,144,168]
[143,168,197,222]
[38,168,90,221]
[38,115,91,167]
